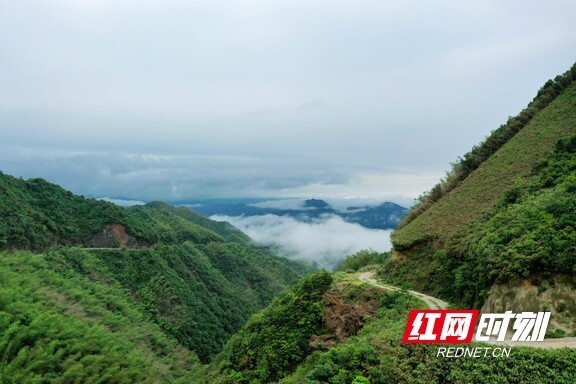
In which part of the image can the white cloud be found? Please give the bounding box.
[98,197,145,207]
[212,214,392,270]
[249,199,308,210]
[273,171,443,204]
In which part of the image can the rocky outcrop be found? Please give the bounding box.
[88,223,139,248]
[482,275,576,336]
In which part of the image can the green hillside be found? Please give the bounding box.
[0,174,152,250]
[0,173,255,251]
[0,171,310,382]
[69,243,301,361]
[393,66,576,250]
[0,250,202,383]
[210,270,333,384]
[204,271,576,384]
[385,63,576,312]
[140,201,252,244]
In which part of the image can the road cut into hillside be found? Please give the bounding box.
[358,271,448,309]
[357,271,576,349]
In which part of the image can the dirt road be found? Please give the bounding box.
[357,271,576,349]
[358,271,449,309]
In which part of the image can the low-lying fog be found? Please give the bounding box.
[211,213,392,270]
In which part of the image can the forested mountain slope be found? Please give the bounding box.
[203,269,576,384]
[0,250,203,383]
[141,201,252,244]
[384,63,576,332]
[393,64,576,250]
[0,172,259,251]
[0,172,309,382]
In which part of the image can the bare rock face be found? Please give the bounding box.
[482,275,576,335]
[309,293,377,350]
[88,224,139,248]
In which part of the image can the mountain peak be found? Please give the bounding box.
[304,198,330,209]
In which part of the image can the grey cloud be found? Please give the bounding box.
[0,149,358,200]
[1,0,575,203]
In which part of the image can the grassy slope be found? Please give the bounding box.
[392,82,576,250]
[279,295,576,383]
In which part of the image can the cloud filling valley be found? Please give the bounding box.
[212,213,392,270]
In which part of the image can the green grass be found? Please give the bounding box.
[393,82,576,250]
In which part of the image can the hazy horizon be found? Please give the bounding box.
[2,1,575,204]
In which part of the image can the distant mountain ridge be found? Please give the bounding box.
[186,198,409,230]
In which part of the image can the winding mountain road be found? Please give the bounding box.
[357,271,576,349]
[358,271,449,309]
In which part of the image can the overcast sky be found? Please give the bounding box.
[1,0,575,206]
